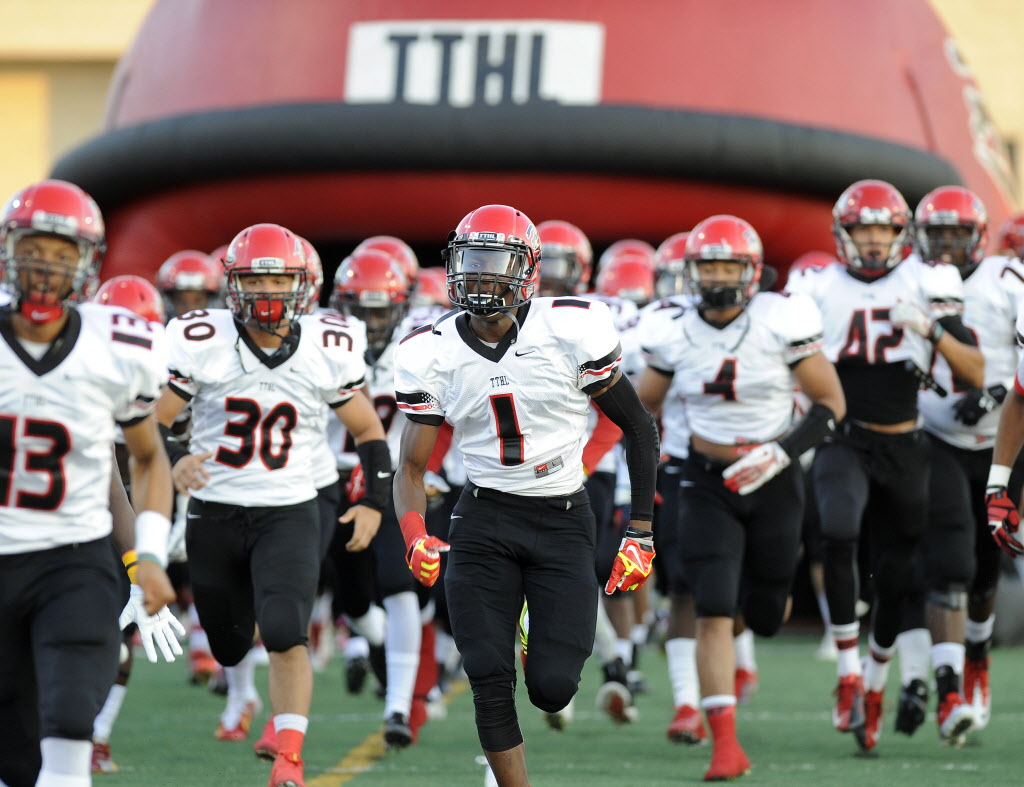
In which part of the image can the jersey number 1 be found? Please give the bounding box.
[489,394,524,466]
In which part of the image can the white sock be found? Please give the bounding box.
[383,592,421,718]
[734,629,756,671]
[864,636,894,692]
[701,695,736,710]
[420,599,436,626]
[593,596,618,664]
[435,630,456,666]
[222,652,257,727]
[614,638,633,667]
[816,592,831,632]
[273,713,309,735]
[344,635,370,660]
[189,604,211,654]
[36,738,91,785]
[630,623,648,646]
[832,621,861,677]
[896,628,932,685]
[92,683,128,743]
[665,637,699,708]
[350,605,387,647]
[965,614,994,645]
[932,641,965,675]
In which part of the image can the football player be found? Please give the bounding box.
[156,250,225,318]
[786,179,984,752]
[0,180,176,787]
[154,223,390,787]
[394,205,659,787]
[640,215,845,780]
[916,187,1024,741]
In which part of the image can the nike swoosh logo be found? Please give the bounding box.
[514,349,537,357]
[450,515,463,520]
[680,481,695,488]
[186,513,200,519]
[377,471,390,479]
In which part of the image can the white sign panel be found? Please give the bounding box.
[345,20,604,106]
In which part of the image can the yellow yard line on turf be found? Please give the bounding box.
[309,680,469,786]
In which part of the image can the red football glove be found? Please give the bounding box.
[345,464,365,503]
[987,486,1023,556]
[604,526,655,594]
[399,511,450,587]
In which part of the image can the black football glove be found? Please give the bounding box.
[953,384,1007,427]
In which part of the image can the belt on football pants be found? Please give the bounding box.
[467,483,588,511]
[686,444,733,474]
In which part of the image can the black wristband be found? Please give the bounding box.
[158,423,189,467]
[355,439,392,512]
[779,403,837,460]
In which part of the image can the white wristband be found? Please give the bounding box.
[134,510,171,567]
[987,464,1012,490]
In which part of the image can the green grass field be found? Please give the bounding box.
[102,632,1024,786]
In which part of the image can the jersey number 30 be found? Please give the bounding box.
[216,398,298,470]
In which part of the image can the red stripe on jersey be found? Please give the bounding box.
[581,357,622,377]
[398,402,437,412]
[1015,373,1024,397]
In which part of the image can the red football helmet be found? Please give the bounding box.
[330,248,410,355]
[595,254,655,306]
[298,237,323,314]
[684,215,763,310]
[412,266,450,308]
[0,179,106,323]
[444,204,540,316]
[224,223,307,332]
[832,179,911,275]
[157,250,224,317]
[599,239,656,272]
[914,185,988,273]
[209,244,230,264]
[537,219,593,296]
[355,235,419,291]
[996,212,1024,258]
[94,275,166,324]
[790,250,839,273]
[654,231,691,298]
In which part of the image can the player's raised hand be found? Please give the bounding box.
[171,450,215,494]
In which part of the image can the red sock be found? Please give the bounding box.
[276,728,305,756]
[705,704,737,742]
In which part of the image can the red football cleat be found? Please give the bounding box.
[937,692,975,746]
[832,674,865,733]
[91,741,119,774]
[269,751,305,787]
[667,704,708,745]
[734,669,758,705]
[254,718,278,761]
[859,690,883,751]
[704,738,751,781]
[963,657,990,731]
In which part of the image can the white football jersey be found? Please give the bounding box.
[642,293,824,444]
[637,296,695,459]
[395,297,621,496]
[0,303,167,554]
[922,256,1024,449]
[166,309,367,506]
[785,257,964,369]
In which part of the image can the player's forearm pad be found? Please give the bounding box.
[780,403,837,460]
[356,439,392,512]
[593,375,660,522]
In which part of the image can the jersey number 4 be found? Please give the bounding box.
[0,416,70,511]
[216,398,298,470]
[704,359,737,401]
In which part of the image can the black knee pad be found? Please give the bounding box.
[471,677,523,752]
[526,665,579,714]
[258,596,309,653]
[208,632,255,667]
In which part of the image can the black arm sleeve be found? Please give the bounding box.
[779,403,837,460]
[937,315,977,345]
[356,439,392,513]
[158,423,189,467]
[591,375,660,523]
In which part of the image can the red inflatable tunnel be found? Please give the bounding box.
[50,0,1016,282]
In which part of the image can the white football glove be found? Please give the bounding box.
[722,442,791,495]
[119,585,186,663]
[889,299,933,338]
